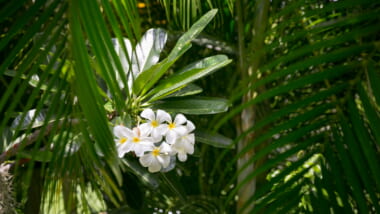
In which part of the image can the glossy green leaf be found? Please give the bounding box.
[165,84,203,98]
[132,45,191,96]
[135,28,168,73]
[147,55,231,102]
[133,9,218,96]
[167,9,218,61]
[151,96,229,115]
[195,130,234,148]
[121,158,160,189]
[111,28,167,91]
[11,109,52,130]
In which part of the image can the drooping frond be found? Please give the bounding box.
[0,0,142,212]
[215,0,380,213]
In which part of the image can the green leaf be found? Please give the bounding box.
[11,109,52,130]
[111,28,167,91]
[358,83,380,146]
[19,150,53,162]
[347,97,380,198]
[135,28,168,73]
[332,124,370,213]
[195,130,234,148]
[0,127,13,152]
[121,158,160,189]
[167,9,218,61]
[132,45,190,96]
[151,96,229,115]
[366,60,380,106]
[146,55,231,102]
[104,102,114,113]
[133,9,218,96]
[165,83,203,98]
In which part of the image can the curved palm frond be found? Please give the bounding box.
[158,0,234,30]
[0,0,142,212]
[215,0,380,213]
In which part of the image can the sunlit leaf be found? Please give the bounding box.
[133,9,218,96]
[151,96,229,115]
[146,55,231,101]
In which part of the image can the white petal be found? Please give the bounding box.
[166,131,177,144]
[160,142,172,154]
[117,149,126,158]
[160,155,171,168]
[139,123,152,136]
[139,154,155,167]
[186,120,196,132]
[113,125,131,139]
[117,148,127,158]
[157,124,169,135]
[139,137,155,146]
[157,109,171,123]
[134,144,151,157]
[174,125,188,136]
[151,129,163,141]
[141,108,155,121]
[117,143,130,158]
[123,143,134,153]
[184,142,194,154]
[122,127,135,139]
[171,142,182,152]
[177,152,188,162]
[184,133,195,145]
[174,114,187,125]
[148,161,162,173]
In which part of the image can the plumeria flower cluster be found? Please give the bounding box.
[113,109,195,173]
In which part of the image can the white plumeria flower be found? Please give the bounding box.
[139,109,171,141]
[171,121,196,162]
[139,142,172,173]
[122,127,154,157]
[164,113,188,144]
[113,125,132,158]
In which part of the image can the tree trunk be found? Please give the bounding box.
[236,0,270,213]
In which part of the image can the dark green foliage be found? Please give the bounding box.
[1,0,380,213]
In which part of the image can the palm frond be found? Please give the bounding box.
[158,0,234,30]
[217,0,380,213]
[1,0,142,212]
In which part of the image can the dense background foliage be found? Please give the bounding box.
[1,0,380,213]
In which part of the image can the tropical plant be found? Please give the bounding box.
[1,0,380,213]
[209,0,380,213]
[0,1,232,213]
[159,0,380,213]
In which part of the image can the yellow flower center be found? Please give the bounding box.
[152,148,160,157]
[168,122,176,130]
[132,137,140,143]
[119,137,127,144]
[151,120,159,127]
